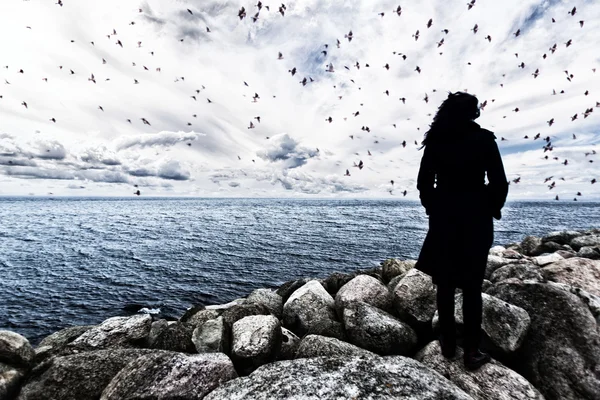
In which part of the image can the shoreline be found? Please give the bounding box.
[1,227,599,399]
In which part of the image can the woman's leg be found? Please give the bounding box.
[462,282,483,351]
[436,281,456,345]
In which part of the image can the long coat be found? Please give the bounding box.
[414,121,509,289]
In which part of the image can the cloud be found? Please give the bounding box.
[157,160,191,181]
[79,146,121,166]
[257,133,319,168]
[115,132,205,151]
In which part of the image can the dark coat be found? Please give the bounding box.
[414,121,509,289]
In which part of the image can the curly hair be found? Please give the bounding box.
[418,91,480,150]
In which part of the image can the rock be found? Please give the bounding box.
[432,293,530,354]
[231,315,281,374]
[17,349,156,400]
[0,331,35,368]
[305,318,347,341]
[246,289,283,319]
[541,230,583,245]
[277,328,300,361]
[205,298,245,311]
[387,274,404,292]
[381,259,415,283]
[504,242,523,254]
[489,263,542,284]
[38,326,94,350]
[221,303,271,332]
[1,362,24,400]
[295,335,375,359]
[488,246,506,257]
[481,279,492,292]
[179,305,206,323]
[501,249,525,259]
[577,246,600,260]
[569,234,600,251]
[531,252,564,266]
[148,321,195,353]
[276,278,313,304]
[555,249,577,259]
[204,355,473,400]
[393,269,437,330]
[535,241,572,255]
[192,316,227,354]
[487,281,600,400]
[520,235,541,256]
[183,309,221,328]
[540,257,600,296]
[322,272,356,297]
[67,315,152,351]
[343,302,417,356]
[334,274,393,318]
[484,255,520,280]
[100,352,237,400]
[416,341,544,400]
[546,282,600,325]
[282,280,336,337]
[146,320,169,348]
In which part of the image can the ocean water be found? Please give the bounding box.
[0,197,598,344]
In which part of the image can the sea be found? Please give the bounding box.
[0,197,598,344]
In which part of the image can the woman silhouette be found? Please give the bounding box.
[415,91,509,370]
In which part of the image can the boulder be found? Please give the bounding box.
[488,246,506,257]
[179,305,206,322]
[276,278,313,304]
[569,234,600,251]
[205,298,245,311]
[387,274,404,292]
[277,328,300,361]
[221,303,271,332]
[0,331,35,369]
[546,281,600,325]
[246,289,283,319]
[432,293,530,354]
[181,308,221,328]
[100,352,237,400]
[487,281,600,400]
[504,242,523,254]
[204,355,473,400]
[501,249,525,260]
[305,318,347,341]
[520,236,541,256]
[295,335,375,359]
[17,349,156,400]
[488,263,542,284]
[1,362,24,400]
[334,274,393,317]
[381,259,415,283]
[577,246,600,260]
[231,315,281,374]
[147,321,195,353]
[322,272,356,297]
[541,230,583,245]
[343,302,417,356]
[282,280,336,337]
[540,257,600,296]
[38,326,94,350]
[67,315,152,351]
[146,320,169,348]
[555,249,577,259]
[416,341,544,400]
[393,269,437,330]
[484,255,521,280]
[192,316,227,354]
[531,252,564,266]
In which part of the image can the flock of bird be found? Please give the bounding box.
[1,1,598,200]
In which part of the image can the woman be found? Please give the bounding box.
[415,91,509,370]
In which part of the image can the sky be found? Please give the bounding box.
[0,0,598,200]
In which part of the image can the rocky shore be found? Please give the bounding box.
[1,229,600,400]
